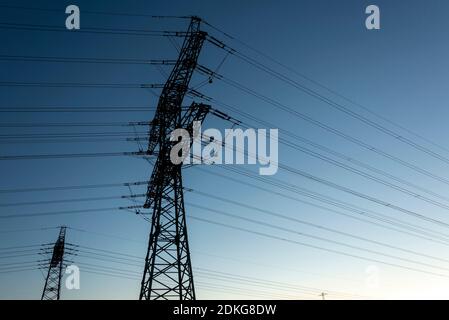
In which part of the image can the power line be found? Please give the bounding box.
[67,227,144,244]
[186,194,449,264]
[0,81,146,88]
[0,244,49,251]
[64,220,384,295]
[0,252,43,259]
[194,267,366,299]
[75,254,142,267]
[0,226,60,234]
[207,35,449,166]
[206,104,447,244]
[197,282,304,300]
[193,157,449,253]
[0,132,148,140]
[0,22,185,37]
[277,161,449,229]
[0,150,154,161]
[0,121,151,128]
[0,107,157,113]
[0,260,40,267]
[75,269,140,281]
[208,79,449,188]
[16,49,446,220]
[0,206,137,219]
[68,244,363,298]
[69,244,143,260]
[0,4,190,19]
[0,137,146,144]
[192,124,449,232]
[0,248,49,256]
[196,114,447,245]
[209,21,449,155]
[0,193,145,208]
[0,263,42,272]
[74,263,140,277]
[0,54,176,66]
[70,242,372,292]
[187,203,449,272]
[191,250,364,285]
[188,215,449,279]
[217,103,449,205]
[206,166,449,245]
[195,273,331,299]
[0,131,148,138]
[0,180,148,194]
[278,136,449,213]
[74,250,142,264]
[0,267,39,274]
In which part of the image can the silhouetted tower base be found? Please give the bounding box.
[139,17,209,300]
[41,226,67,300]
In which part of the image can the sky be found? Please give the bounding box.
[2,0,449,299]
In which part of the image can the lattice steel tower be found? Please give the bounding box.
[139,17,209,300]
[41,226,67,300]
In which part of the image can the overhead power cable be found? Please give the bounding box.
[207,90,449,188]
[0,193,146,208]
[0,107,157,113]
[0,137,146,144]
[0,132,148,139]
[194,125,449,231]
[0,267,40,274]
[213,101,449,205]
[0,180,148,194]
[0,22,186,37]
[0,206,139,219]
[0,150,156,161]
[0,81,147,88]
[188,215,449,279]
[206,35,449,166]
[186,198,449,265]
[0,226,60,234]
[202,18,449,156]
[67,227,143,244]
[195,267,367,299]
[202,166,449,245]
[0,4,190,19]
[0,121,152,128]
[0,244,50,251]
[0,54,176,65]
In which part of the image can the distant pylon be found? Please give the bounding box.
[41,226,67,300]
[139,17,209,300]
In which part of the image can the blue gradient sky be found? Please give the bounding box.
[2,0,449,299]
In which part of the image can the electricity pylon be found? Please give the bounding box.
[41,226,67,300]
[139,17,209,300]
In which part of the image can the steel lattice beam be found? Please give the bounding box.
[139,17,210,300]
[41,226,67,300]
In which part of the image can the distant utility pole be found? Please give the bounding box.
[139,17,210,300]
[41,226,67,300]
[320,292,328,300]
